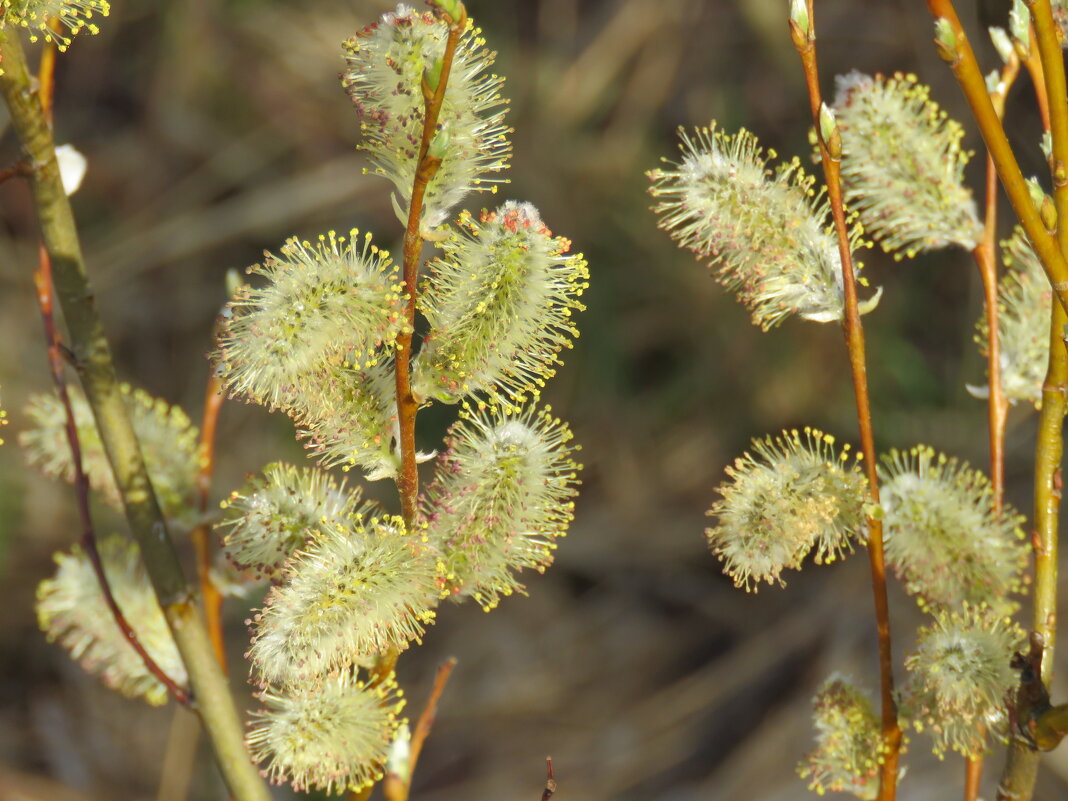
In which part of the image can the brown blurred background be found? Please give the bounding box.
[3,0,1068,799]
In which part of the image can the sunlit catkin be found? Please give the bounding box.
[413,202,589,405]
[247,672,404,794]
[901,604,1022,758]
[215,230,405,411]
[798,675,883,801]
[36,536,186,705]
[423,403,580,610]
[2,0,110,51]
[20,384,199,524]
[707,428,868,591]
[342,4,511,231]
[248,516,439,686]
[290,356,402,481]
[218,463,373,581]
[648,124,879,330]
[879,446,1027,612]
[972,227,1051,407]
[832,72,982,258]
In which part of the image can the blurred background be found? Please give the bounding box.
[2,0,1068,799]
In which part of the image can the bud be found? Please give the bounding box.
[990,26,1014,63]
[218,463,373,581]
[648,124,879,330]
[1009,0,1031,55]
[20,384,200,525]
[901,604,1023,758]
[423,403,580,610]
[707,428,868,591]
[832,71,982,258]
[248,516,440,686]
[413,202,588,406]
[342,5,511,229]
[1,0,110,51]
[798,675,884,801]
[36,536,187,705]
[788,0,811,44]
[972,226,1052,407]
[879,446,1027,612]
[248,672,404,794]
[818,103,842,160]
[934,18,960,63]
[214,229,406,412]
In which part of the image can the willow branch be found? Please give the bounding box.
[997,3,1068,799]
[394,3,466,528]
[926,0,1068,317]
[0,29,271,801]
[790,6,901,799]
[34,247,192,706]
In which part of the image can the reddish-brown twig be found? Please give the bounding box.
[33,245,192,706]
[394,2,466,528]
[541,757,557,801]
[790,6,901,798]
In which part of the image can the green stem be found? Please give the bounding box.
[926,0,1068,315]
[0,29,271,801]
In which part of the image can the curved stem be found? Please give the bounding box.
[791,6,901,799]
[0,29,271,801]
[192,369,227,669]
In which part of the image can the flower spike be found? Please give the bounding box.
[247,672,405,794]
[36,536,187,705]
[413,202,589,405]
[707,428,869,591]
[215,230,405,412]
[247,516,440,686]
[832,71,982,258]
[343,4,511,231]
[423,402,580,610]
[2,0,110,52]
[648,124,879,330]
[879,446,1027,612]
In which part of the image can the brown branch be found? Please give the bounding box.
[394,2,466,528]
[34,246,191,706]
[383,657,458,801]
[541,757,556,801]
[790,6,901,799]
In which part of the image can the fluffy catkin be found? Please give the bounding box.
[413,201,588,406]
[648,123,879,330]
[247,516,440,686]
[707,428,868,591]
[36,536,186,705]
[342,4,511,231]
[247,672,405,794]
[833,71,982,257]
[879,446,1027,613]
[423,403,580,610]
[215,229,405,412]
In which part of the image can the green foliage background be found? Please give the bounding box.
[0,0,1064,799]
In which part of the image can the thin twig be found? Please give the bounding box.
[34,246,192,706]
[394,1,466,528]
[541,757,557,801]
[790,7,901,799]
[926,0,1068,315]
[383,657,459,801]
[964,47,1021,801]
[0,27,271,801]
